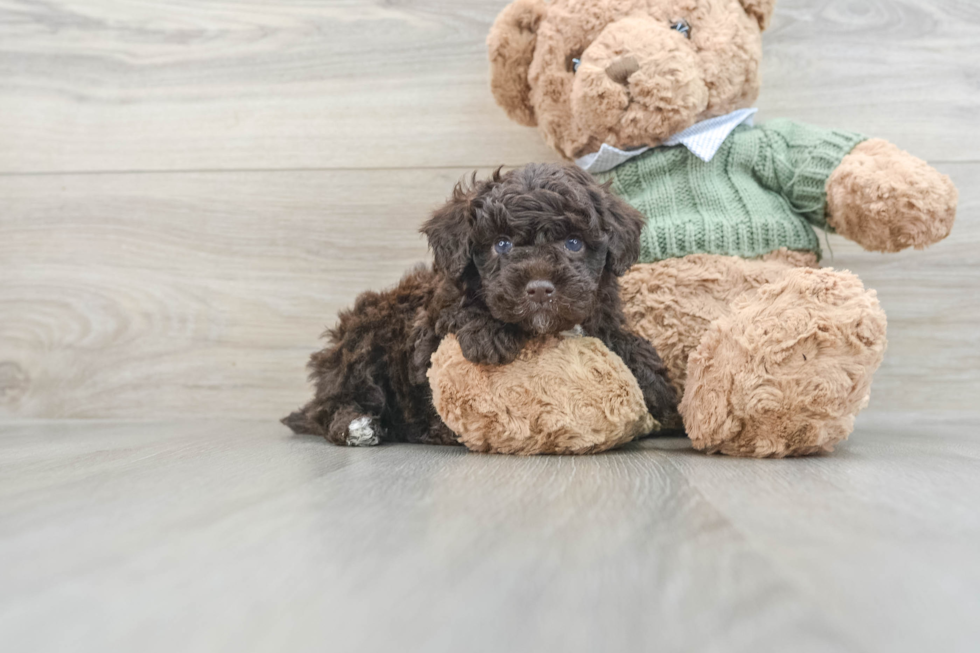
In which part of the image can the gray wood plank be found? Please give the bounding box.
[0,0,978,174]
[0,167,472,419]
[1,417,978,653]
[0,0,560,174]
[757,0,980,161]
[1,163,977,419]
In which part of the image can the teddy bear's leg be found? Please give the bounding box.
[619,249,819,399]
[681,267,887,458]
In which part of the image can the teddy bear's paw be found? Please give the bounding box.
[680,267,887,458]
[827,139,958,253]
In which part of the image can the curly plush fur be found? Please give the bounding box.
[827,139,958,252]
[620,252,887,456]
[682,267,887,457]
[619,249,819,397]
[489,0,768,159]
[487,0,956,457]
[284,163,677,448]
[429,334,657,455]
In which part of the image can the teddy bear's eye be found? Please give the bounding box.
[571,58,582,73]
[671,20,692,39]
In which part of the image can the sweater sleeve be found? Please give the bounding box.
[752,119,867,232]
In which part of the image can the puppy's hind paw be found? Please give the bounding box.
[347,416,381,447]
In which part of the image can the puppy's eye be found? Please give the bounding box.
[572,58,581,73]
[564,238,584,253]
[494,237,513,255]
[671,20,691,39]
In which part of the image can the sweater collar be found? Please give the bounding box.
[575,108,758,174]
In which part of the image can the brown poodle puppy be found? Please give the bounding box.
[284,163,677,447]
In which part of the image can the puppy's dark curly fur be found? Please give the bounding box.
[284,163,677,446]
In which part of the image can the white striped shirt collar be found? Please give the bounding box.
[575,108,758,174]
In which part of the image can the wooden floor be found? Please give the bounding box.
[2,0,979,650]
[2,415,979,653]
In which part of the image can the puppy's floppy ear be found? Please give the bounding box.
[487,0,546,127]
[421,178,478,280]
[600,190,645,276]
[565,168,643,276]
[739,0,777,30]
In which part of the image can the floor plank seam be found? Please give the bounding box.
[1,159,973,178]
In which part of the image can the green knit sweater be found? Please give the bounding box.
[597,119,867,262]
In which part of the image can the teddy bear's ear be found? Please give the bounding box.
[739,0,777,31]
[487,0,547,127]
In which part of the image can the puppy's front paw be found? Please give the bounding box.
[637,373,681,432]
[457,322,525,366]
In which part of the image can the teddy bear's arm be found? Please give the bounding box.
[751,119,867,233]
[825,139,957,252]
[753,120,957,252]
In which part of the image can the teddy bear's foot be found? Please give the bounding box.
[680,267,887,458]
[429,334,657,455]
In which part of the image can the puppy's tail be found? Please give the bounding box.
[281,409,318,435]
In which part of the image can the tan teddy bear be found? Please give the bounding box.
[436,0,956,457]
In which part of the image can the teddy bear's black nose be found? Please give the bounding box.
[606,55,640,85]
[526,280,556,304]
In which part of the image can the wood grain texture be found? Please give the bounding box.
[2,2,978,649]
[1,164,977,419]
[0,168,482,418]
[0,0,560,173]
[1,416,978,653]
[0,0,978,174]
[0,0,978,419]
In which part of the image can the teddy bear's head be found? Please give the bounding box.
[489,0,775,159]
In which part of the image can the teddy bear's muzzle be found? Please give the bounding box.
[570,15,710,151]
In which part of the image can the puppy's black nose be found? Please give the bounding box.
[526,280,555,304]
